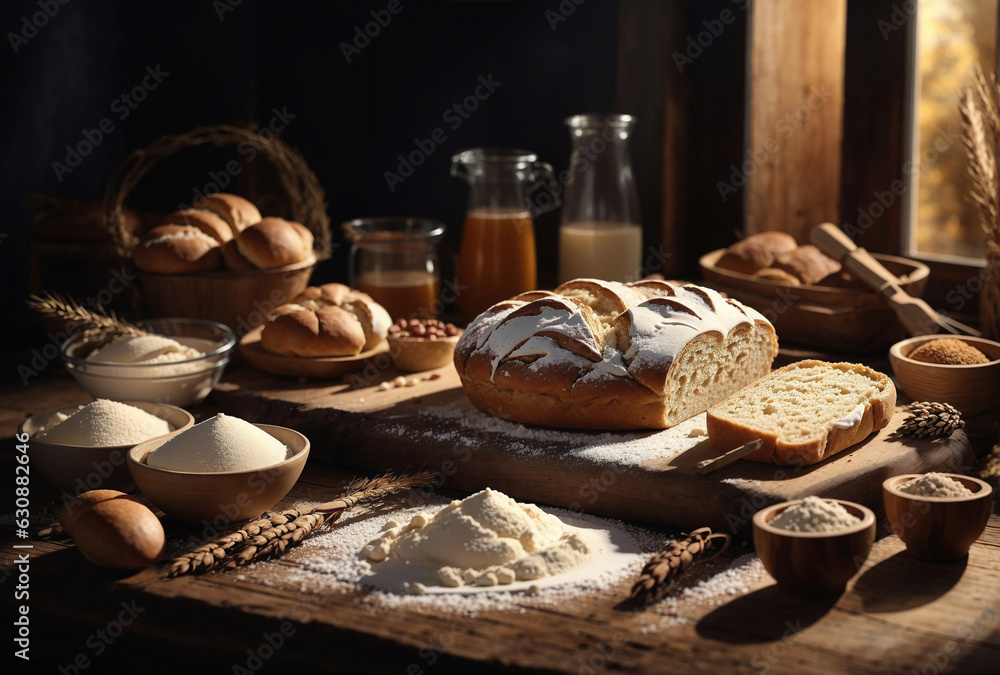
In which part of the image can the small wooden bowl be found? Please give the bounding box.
[127,424,309,525]
[888,335,1000,416]
[883,474,993,562]
[753,499,876,596]
[388,332,462,372]
[19,402,194,494]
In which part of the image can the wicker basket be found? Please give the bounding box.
[104,125,331,332]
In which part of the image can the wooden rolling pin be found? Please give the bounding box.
[810,223,978,337]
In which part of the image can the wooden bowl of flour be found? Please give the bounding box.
[753,498,876,596]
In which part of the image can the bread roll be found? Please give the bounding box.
[260,283,391,357]
[772,245,841,285]
[235,217,314,269]
[161,209,233,244]
[707,361,896,466]
[60,490,164,569]
[132,225,222,274]
[752,268,801,286]
[454,279,778,430]
[193,193,261,233]
[715,232,798,275]
[221,238,256,271]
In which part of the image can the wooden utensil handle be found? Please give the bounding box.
[811,223,902,299]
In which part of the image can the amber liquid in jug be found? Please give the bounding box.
[452,149,552,325]
[456,207,536,324]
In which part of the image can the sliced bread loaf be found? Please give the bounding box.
[706,360,896,466]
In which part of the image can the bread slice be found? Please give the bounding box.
[706,360,896,466]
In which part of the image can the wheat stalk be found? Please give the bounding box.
[629,527,731,607]
[26,291,147,343]
[166,470,437,577]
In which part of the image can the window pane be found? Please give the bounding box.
[913,0,996,259]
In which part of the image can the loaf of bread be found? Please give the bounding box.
[60,490,164,569]
[225,217,314,270]
[706,360,896,466]
[715,232,798,275]
[193,193,261,233]
[161,209,233,244]
[454,279,779,430]
[772,245,841,286]
[132,224,222,274]
[261,283,392,357]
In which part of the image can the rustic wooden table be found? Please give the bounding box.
[2,357,999,674]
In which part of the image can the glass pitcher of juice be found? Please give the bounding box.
[342,217,445,321]
[451,148,553,324]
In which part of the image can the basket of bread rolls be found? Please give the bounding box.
[699,232,929,353]
[104,125,331,333]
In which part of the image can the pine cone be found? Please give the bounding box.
[899,401,965,439]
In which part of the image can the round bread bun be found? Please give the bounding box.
[752,267,801,286]
[221,238,256,271]
[34,201,140,244]
[235,217,314,269]
[193,193,261,233]
[715,231,798,275]
[161,208,233,243]
[260,283,392,357]
[60,490,164,569]
[261,303,368,357]
[772,244,841,285]
[132,224,222,274]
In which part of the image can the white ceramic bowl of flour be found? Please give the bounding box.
[61,318,236,407]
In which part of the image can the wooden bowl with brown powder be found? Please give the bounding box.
[889,336,1000,416]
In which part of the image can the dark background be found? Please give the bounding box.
[0,0,631,384]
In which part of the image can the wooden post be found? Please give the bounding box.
[746,0,847,242]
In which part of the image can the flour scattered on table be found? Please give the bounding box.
[375,403,709,467]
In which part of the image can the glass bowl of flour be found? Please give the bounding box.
[61,318,236,407]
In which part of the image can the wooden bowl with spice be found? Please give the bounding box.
[386,318,463,372]
[753,497,876,596]
[883,473,993,562]
[889,335,1000,416]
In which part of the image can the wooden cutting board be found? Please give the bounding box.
[210,361,974,535]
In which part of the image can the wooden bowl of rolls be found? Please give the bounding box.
[699,232,929,353]
[132,193,317,331]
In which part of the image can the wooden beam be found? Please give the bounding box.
[746,0,847,242]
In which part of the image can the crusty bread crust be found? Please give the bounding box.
[193,193,262,233]
[455,279,778,430]
[162,209,233,244]
[705,360,897,466]
[714,231,798,275]
[132,225,222,274]
[260,283,390,357]
[237,217,314,269]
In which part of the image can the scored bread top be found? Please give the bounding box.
[706,360,896,466]
[455,278,777,405]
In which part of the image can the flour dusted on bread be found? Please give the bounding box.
[706,360,896,466]
[454,279,778,430]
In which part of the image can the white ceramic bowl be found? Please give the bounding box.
[61,318,236,407]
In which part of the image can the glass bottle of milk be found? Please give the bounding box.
[558,114,643,283]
